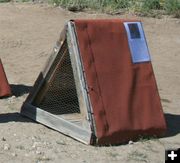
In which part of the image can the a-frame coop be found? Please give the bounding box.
[21,19,166,145]
[0,59,11,97]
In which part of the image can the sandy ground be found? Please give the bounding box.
[0,2,179,163]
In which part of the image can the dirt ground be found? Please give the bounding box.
[0,2,179,163]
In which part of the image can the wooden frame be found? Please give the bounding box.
[21,21,96,145]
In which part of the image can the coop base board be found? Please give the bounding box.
[21,103,93,144]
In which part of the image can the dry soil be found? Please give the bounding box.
[0,2,180,163]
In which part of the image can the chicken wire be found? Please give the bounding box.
[33,40,80,115]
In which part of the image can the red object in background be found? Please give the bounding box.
[0,59,11,97]
[74,19,167,145]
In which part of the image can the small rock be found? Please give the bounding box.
[42,155,50,160]
[2,137,6,141]
[32,142,40,149]
[8,96,16,103]
[4,144,11,150]
[35,150,42,155]
[25,153,29,157]
[32,136,35,141]
[12,153,17,157]
[43,141,49,146]
[128,140,134,145]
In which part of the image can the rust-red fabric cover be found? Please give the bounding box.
[0,59,11,97]
[74,19,166,145]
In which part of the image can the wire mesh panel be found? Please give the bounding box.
[33,40,80,115]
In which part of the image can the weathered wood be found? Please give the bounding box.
[20,22,96,145]
[42,26,67,77]
[67,22,96,135]
[21,103,92,144]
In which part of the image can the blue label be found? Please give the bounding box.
[124,22,151,63]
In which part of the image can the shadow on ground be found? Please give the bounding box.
[0,112,34,123]
[0,112,179,139]
[10,84,32,97]
[165,113,180,137]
